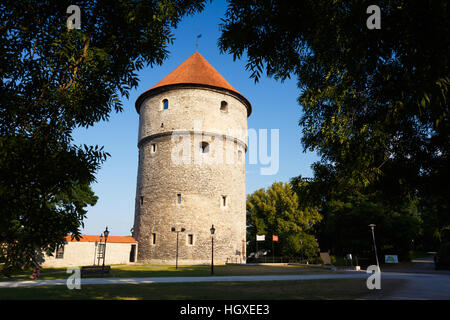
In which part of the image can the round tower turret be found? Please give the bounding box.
[133,52,251,264]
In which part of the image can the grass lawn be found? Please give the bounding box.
[0,264,329,282]
[0,278,407,300]
[409,250,434,259]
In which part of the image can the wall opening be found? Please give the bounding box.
[200,141,210,153]
[187,234,194,245]
[129,244,136,262]
[163,99,169,110]
[177,193,182,204]
[152,233,156,245]
[56,245,64,259]
[221,195,227,207]
[220,101,228,112]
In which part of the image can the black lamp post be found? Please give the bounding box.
[300,239,304,264]
[210,225,215,275]
[369,224,380,270]
[171,227,185,269]
[102,227,109,273]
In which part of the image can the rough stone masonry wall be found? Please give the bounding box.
[133,87,248,264]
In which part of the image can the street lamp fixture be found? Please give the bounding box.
[171,227,185,269]
[368,224,380,271]
[104,226,109,240]
[210,225,215,275]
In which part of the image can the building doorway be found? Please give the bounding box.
[129,244,136,262]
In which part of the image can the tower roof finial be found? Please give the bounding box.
[196,34,202,52]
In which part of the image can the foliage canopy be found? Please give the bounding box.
[221,0,449,253]
[0,0,206,274]
[247,182,321,260]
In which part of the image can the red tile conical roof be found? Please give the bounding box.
[136,52,251,116]
[151,52,238,93]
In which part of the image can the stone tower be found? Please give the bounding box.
[133,52,251,264]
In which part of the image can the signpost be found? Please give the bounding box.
[256,235,265,261]
[272,235,278,263]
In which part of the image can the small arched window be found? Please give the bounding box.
[200,141,210,153]
[220,101,228,112]
[163,99,169,110]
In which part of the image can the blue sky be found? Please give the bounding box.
[73,0,320,236]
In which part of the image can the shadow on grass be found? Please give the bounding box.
[0,278,407,300]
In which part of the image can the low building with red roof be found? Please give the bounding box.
[42,234,138,268]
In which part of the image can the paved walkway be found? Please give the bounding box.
[372,272,450,300]
[1,258,449,299]
[0,273,369,288]
[363,257,450,299]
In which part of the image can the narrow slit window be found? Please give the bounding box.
[238,150,243,161]
[188,234,194,245]
[152,233,156,245]
[163,99,169,110]
[151,143,157,153]
[140,196,144,205]
[222,195,227,207]
[177,193,182,204]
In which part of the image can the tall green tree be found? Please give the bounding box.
[219,0,449,249]
[291,164,422,262]
[247,182,321,260]
[0,0,206,274]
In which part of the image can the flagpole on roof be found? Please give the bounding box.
[196,34,202,51]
